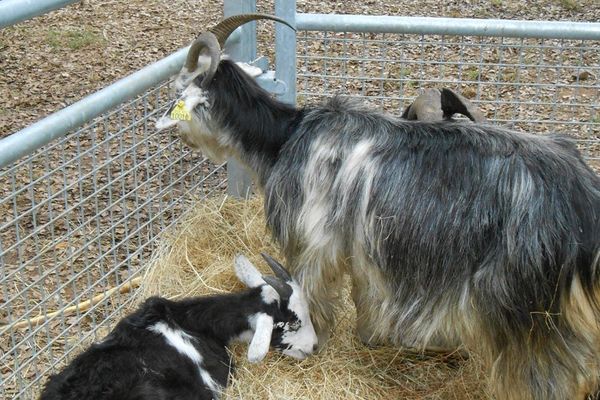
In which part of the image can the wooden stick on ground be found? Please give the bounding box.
[4,277,142,331]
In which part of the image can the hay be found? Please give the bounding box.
[139,195,490,399]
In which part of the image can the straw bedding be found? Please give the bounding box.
[137,195,490,399]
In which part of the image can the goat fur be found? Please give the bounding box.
[159,58,600,400]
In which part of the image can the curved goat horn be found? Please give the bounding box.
[185,14,295,88]
[441,88,487,123]
[401,88,443,122]
[262,275,293,301]
[210,13,296,48]
[184,32,220,88]
[261,252,293,282]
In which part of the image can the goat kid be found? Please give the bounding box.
[156,14,600,400]
[40,254,317,400]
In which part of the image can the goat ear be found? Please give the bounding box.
[400,103,413,120]
[440,88,486,122]
[405,89,444,122]
[247,313,274,363]
[196,54,214,74]
[155,115,178,131]
[234,255,265,288]
[155,101,180,131]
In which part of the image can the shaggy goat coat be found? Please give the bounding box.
[163,59,600,400]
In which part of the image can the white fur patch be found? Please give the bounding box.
[180,84,209,110]
[155,84,209,132]
[342,140,373,179]
[155,112,179,131]
[260,285,280,305]
[234,255,265,289]
[247,313,274,363]
[149,321,201,363]
[298,136,340,252]
[279,281,318,359]
[149,322,222,398]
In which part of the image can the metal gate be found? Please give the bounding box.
[1,0,599,398]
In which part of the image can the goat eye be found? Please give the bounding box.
[287,320,301,331]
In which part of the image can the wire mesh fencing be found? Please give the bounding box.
[0,81,227,399]
[297,31,600,170]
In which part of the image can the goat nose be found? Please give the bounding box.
[312,344,318,352]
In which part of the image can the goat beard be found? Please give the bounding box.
[179,127,230,163]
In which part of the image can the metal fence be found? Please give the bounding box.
[286,12,600,169]
[1,1,600,399]
[0,80,228,398]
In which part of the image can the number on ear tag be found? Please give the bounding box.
[170,100,192,121]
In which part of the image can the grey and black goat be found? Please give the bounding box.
[157,14,600,400]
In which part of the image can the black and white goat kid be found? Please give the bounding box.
[40,254,317,400]
[157,14,600,400]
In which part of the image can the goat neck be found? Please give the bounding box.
[160,289,273,345]
[205,60,302,187]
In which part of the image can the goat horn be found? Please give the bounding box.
[262,275,293,302]
[184,32,221,88]
[210,13,296,48]
[401,88,443,122]
[261,252,293,282]
[441,88,487,123]
[184,14,295,88]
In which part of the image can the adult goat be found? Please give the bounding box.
[157,14,600,400]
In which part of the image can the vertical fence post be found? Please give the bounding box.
[275,0,297,106]
[224,0,256,198]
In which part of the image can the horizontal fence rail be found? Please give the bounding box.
[0,31,245,170]
[296,14,600,40]
[281,12,600,169]
[0,0,81,29]
[0,49,187,169]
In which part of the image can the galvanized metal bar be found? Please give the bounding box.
[275,0,297,105]
[0,31,247,170]
[224,0,256,199]
[0,0,80,29]
[0,48,185,170]
[296,14,600,40]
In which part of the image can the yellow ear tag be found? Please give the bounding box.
[170,100,192,121]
